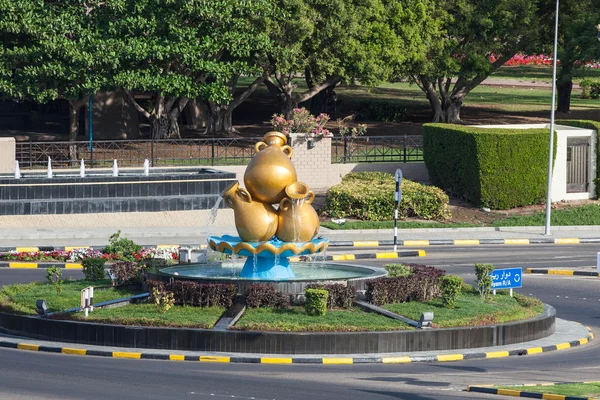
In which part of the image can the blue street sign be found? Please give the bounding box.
[490,267,522,290]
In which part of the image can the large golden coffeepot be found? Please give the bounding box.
[276,182,320,242]
[244,131,297,204]
[222,181,278,242]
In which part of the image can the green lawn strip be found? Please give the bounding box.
[494,382,600,398]
[0,279,139,315]
[64,304,225,329]
[491,65,600,82]
[383,292,543,328]
[232,306,413,332]
[491,204,600,227]
[321,221,478,230]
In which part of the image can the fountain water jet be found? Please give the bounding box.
[112,160,119,177]
[14,161,21,180]
[80,159,85,178]
[47,157,53,178]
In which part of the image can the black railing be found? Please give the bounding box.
[15,135,424,169]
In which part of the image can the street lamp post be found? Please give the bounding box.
[544,0,560,236]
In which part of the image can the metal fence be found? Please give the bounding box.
[15,135,424,169]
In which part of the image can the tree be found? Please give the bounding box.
[403,0,539,122]
[99,0,275,139]
[555,0,600,113]
[0,0,110,158]
[265,0,420,119]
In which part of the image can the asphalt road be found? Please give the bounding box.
[0,244,599,400]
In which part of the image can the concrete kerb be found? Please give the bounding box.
[527,268,600,277]
[467,382,598,400]
[0,321,592,365]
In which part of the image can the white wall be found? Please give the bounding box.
[0,138,16,174]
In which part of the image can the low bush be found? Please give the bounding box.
[305,288,328,316]
[355,100,407,123]
[475,263,495,299]
[109,261,144,286]
[366,264,445,306]
[146,280,236,308]
[306,283,355,308]
[321,172,450,221]
[45,266,63,296]
[440,275,463,309]
[81,257,106,281]
[579,79,600,99]
[103,230,142,261]
[384,264,411,277]
[245,284,290,309]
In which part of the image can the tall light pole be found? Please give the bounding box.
[544,0,560,236]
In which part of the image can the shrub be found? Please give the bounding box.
[152,287,174,313]
[474,263,495,299]
[146,280,236,308]
[103,230,142,261]
[579,79,600,99]
[439,275,463,308]
[81,257,106,281]
[245,285,290,309]
[305,288,328,316]
[514,293,542,308]
[355,100,407,123]
[109,261,144,286]
[366,272,444,306]
[423,124,555,209]
[322,172,450,221]
[306,283,355,308]
[46,266,63,296]
[384,264,411,277]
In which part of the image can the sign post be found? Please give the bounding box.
[490,268,522,297]
[393,169,403,252]
[80,286,94,317]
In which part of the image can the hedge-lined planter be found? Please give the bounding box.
[0,305,555,354]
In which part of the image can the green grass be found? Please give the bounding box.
[232,306,413,332]
[383,291,543,328]
[492,204,600,227]
[0,279,139,315]
[321,220,478,230]
[66,303,225,328]
[492,65,600,82]
[495,382,600,398]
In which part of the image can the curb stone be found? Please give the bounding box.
[0,326,593,365]
[467,382,598,400]
[526,268,600,277]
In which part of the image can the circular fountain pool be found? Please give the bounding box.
[150,261,387,295]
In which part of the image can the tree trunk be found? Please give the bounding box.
[150,115,175,139]
[66,98,87,163]
[444,101,461,123]
[205,104,235,134]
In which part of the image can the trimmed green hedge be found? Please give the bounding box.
[423,123,556,209]
[321,171,450,221]
[556,120,600,198]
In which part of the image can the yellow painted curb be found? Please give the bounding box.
[437,354,464,362]
[555,343,571,350]
[485,351,509,358]
[261,358,292,364]
[382,356,412,364]
[504,239,530,245]
[542,394,571,400]
[112,351,141,359]
[375,252,401,259]
[403,240,429,247]
[62,348,87,356]
[157,244,179,249]
[15,247,39,253]
[65,246,89,252]
[453,239,479,246]
[17,343,39,351]
[548,270,574,275]
[169,354,185,361]
[418,250,426,257]
[200,356,230,363]
[580,338,589,345]
[353,241,379,247]
[555,238,580,245]
[9,263,38,269]
[526,347,543,355]
[65,263,83,269]
[322,358,353,364]
[332,254,355,261]
[497,389,522,396]
[525,268,533,273]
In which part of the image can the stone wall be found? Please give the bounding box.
[0,138,15,174]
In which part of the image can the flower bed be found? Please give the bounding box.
[0,247,179,263]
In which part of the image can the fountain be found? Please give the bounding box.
[112,159,119,177]
[143,159,150,176]
[158,131,385,288]
[14,161,20,180]
[80,159,85,178]
[47,157,53,178]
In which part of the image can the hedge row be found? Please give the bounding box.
[146,280,237,308]
[366,265,445,306]
[321,171,450,221]
[556,120,600,198]
[306,283,356,308]
[423,123,556,210]
[245,284,290,309]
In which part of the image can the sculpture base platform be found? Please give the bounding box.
[208,235,329,280]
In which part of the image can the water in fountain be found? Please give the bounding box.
[112,160,119,177]
[80,159,85,178]
[14,161,21,180]
[143,159,150,176]
[47,157,53,178]
[207,195,223,226]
